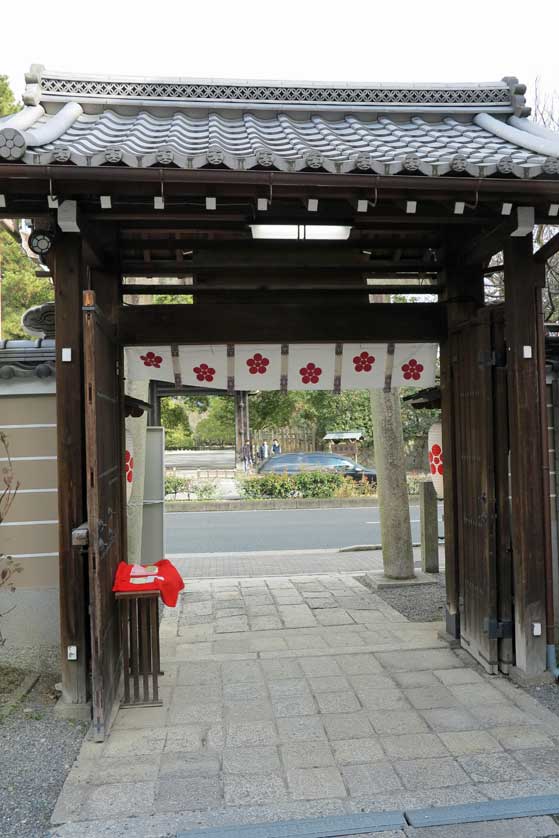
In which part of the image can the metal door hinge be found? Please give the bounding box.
[483,617,513,639]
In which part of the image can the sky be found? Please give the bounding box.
[2,0,559,109]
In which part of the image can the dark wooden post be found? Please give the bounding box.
[439,267,484,637]
[504,236,548,677]
[52,234,88,705]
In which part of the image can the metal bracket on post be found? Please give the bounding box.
[483,617,514,639]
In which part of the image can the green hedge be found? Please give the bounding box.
[241,470,346,499]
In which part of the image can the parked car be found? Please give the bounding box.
[258,451,377,484]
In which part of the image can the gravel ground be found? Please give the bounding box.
[365,572,447,622]
[0,673,87,838]
[370,573,559,723]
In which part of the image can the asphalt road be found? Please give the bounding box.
[165,504,444,554]
[165,449,235,469]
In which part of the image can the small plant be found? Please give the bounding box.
[164,474,192,498]
[192,481,219,501]
[406,472,428,496]
[333,477,376,498]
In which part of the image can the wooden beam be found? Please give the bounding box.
[118,302,446,344]
[535,231,559,264]
[52,233,89,706]
[439,267,484,639]
[504,236,548,677]
[455,221,516,266]
[122,285,440,299]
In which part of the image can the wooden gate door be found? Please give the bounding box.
[83,290,126,740]
[451,307,508,673]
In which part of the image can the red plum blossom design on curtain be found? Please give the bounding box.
[140,351,162,369]
[401,358,424,381]
[353,351,375,372]
[429,444,443,476]
[247,353,270,375]
[193,363,216,382]
[299,362,322,385]
[125,450,134,483]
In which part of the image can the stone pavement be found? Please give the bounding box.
[167,545,446,579]
[50,573,559,837]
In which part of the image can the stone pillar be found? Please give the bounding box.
[419,480,439,573]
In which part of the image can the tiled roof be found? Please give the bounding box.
[0,66,558,178]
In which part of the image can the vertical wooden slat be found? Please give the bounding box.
[151,597,159,703]
[504,236,548,677]
[141,599,150,701]
[130,597,140,701]
[121,598,130,705]
[52,234,89,706]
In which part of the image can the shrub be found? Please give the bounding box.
[193,481,219,501]
[241,470,348,499]
[165,474,192,498]
[406,472,428,496]
[333,477,376,498]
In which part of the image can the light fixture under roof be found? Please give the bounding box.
[28,228,54,256]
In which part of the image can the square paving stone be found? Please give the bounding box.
[174,684,223,704]
[376,650,461,672]
[420,707,481,732]
[226,700,274,722]
[381,732,449,759]
[350,673,399,692]
[81,781,155,819]
[285,635,329,650]
[103,728,167,758]
[449,683,504,705]
[309,676,351,693]
[490,726,554,751]
[300,658,344,678]
[336,654,383,675]
[391,671,440,689]
[322,712,374,741]
[368,710,429,735]
[222,746,281,774]
[439,731,503,756]
[154,775,222,812]
[268,679,310,698]
[159,752,220,778]
[250,616,283,631]
[405,686,458,710]
[458,752,529,783]
[287,767,347,800]
[316,691,362,714]
[113,706,169,730]
[342,762,402,796]
[222,660,263,684]
[281,741,335,770]
[69,756,160,786]
[433,668,485,686]
[177,662,220,685]
[277,715,327,742]
[224,772,288,805]
[332,737,384,765]
[169,702,223,726]
[359,689,409,711]
[213,638,252,654]
[215,616,249,633]
[510,746,559,777]
[278,605,317,628]
[272,694,317,718]
[394,757,471,789]
[315,610,356,626]
[262,659,304,680]
[224,682,268,702]
[467,703,538,728]
[226,720,278,748]
[323,632,366,648]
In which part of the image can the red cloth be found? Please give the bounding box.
[113,560,184,607]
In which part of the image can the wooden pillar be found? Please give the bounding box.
[52,234,88,705]
[439,267,484,637]
[504,236,548,677]
[419,480,439,573]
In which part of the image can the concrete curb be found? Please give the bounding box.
[0,671,40,720]
[165,497,421,513]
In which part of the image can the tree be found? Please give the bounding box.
[194,396,236,446]
[0,74,19,116]
[0,229,54,338]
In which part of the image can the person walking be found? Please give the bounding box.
[261,440,269,460]
[271,438,281,456]
[242,439,253,472]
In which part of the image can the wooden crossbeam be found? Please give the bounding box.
[118,302,445,344]
[535,231,559,264]
[121,286,440,300]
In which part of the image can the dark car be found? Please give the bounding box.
[258,452,377,484]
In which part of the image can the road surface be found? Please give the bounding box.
[165,504,444,554]
[165,449,235,470]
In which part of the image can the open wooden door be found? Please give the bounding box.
[83,289,126,740]
[451,308,502,673]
